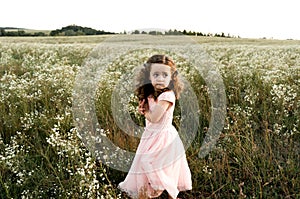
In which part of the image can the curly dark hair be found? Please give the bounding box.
[134,54,184,104]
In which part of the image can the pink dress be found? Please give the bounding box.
[118,91,192,199]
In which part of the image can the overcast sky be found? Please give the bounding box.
[1,0,299,39]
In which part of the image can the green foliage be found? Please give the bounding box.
[50,25,115,36]
[0,26,236,38]
[0,28,47,37]
[0,36,299,198]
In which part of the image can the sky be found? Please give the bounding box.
[1,0,299,40]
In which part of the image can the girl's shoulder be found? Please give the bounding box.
[157,90,175,104]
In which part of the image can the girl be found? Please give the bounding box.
[118,55,192,199]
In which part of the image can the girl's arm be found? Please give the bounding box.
[140,100,171,123]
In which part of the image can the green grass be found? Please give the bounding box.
[0,35,299,198]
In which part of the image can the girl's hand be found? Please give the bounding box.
[138,99,146,115]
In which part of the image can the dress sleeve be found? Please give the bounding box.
[157,91,176,105]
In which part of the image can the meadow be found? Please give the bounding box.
[0,35,299,198]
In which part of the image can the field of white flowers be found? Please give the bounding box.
[0,35,299,198]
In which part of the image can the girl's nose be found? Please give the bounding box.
[157,75,164,81]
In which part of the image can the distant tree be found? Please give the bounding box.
[84,28,97,35]
[186,31,196,36]
[173,29,183,35]
[50,25,115,36]
[64,29,77,36]
[197,32,204,36]
[34,32,46,36]
[0,29,5,36]
[0,28,47,37]
[149,31,163,35]
[50,30,59,36]
[5,31,18,36]
[148,31,157,35]
[132,30,140,34]
[18,30,26,36]
[165,29,182,35]
[165,30,171,35]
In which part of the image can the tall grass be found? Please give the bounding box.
[0,36,299,198]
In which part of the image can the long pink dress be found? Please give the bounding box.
[118,91,192,199]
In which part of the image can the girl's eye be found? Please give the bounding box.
[152,73,168,78]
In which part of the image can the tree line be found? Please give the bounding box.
[49,25,115,36]
[0,25,115,37]
[0,25,238,38]
[0,29,46,37]
[131,29,236,38]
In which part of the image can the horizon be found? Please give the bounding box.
[1,25,298,40]
[1,0,300,40]
[0,25,241,37]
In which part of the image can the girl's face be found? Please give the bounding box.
[149,63,172,90]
